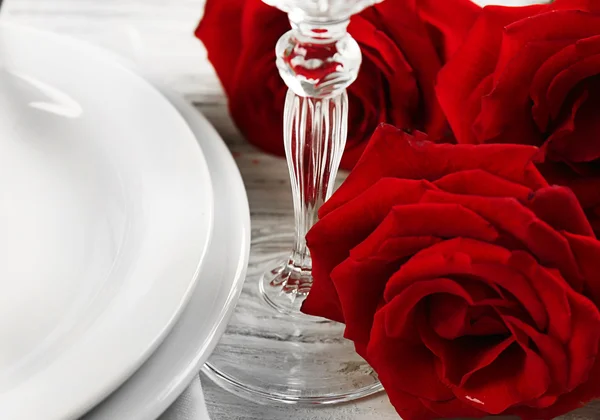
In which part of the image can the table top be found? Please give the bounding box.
[2,1,598,419]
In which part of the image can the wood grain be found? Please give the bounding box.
[2,1,598,419]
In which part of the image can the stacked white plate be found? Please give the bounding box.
[0,23,250,420]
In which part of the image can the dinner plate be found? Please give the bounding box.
[83,84,250,420]
[0,23,214,420]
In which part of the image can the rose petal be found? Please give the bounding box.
[550,0,600,13]
[531,34,600,131]
[384,238,510,301]
[529,187,594,237]
[416,0,481,63]
[303,178,431,321]
[230,55,287,159]
[329,236,441,353]
[497,254,600,398]
[434,169,533,200]
[387,238,549,332]
[502,9,600,63]
[496,9,589,81]
[524,394,559,410]
[590,206,600,235]
[464,74,496,143]
[338,0,481,170]
[508,252,572,344]
[343,62,388,168]
[536,161,600,211]
[544,79,589,155]
[420,189,584,285]
[428,293,470,339]
[475,39,565,143]
[321,126,547,215]
[456,343,551,414]
[549,83,600,162]
[350,16,412,79]
[311,178,431,240]
[368,305,454,401]
[349,16,419,115]
[563,173,600,212]
[419,310,515,389]
[385,278,473,339]
[436,5,545,144]
[504,287,600,418]
[301,254,346,324]
[461,281,506,303]
[470,262,548,332]
[511,357,600,420]
[527,185,595,237]
[359,0,447,138]
[547,52,600,122]
[350,203,499,262]
[504,315,568,394]
[564,289,600,389]
[504,9,600,48]
[564,231,600,305]
[467,307,510,336]
[420,396,488,419]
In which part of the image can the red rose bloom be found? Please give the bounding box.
[195,0,480,169]
[302,125,600,420]
[436,0,600,235]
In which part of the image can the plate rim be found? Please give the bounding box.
[82,83,250,420]
[0,22,215,420]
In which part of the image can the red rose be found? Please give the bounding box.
[195,0,480,169]
[436,0,600,235]
[302,124,600,420]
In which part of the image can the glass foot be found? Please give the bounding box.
[203,233,383,405]
[259,257,311,316]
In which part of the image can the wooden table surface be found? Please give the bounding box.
[2,1,597,419]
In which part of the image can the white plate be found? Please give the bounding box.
[0,24,214,420]
[82,83,250,420]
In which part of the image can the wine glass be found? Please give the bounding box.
[203,0,384,404]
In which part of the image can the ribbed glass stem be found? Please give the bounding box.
[278,88,347,295]
[264,11,359,307]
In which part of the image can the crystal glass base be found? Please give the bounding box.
[259,258,310,316]
[203,233,383,405]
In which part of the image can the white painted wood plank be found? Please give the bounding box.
[2,0,224,101]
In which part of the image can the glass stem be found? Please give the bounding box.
[281,88,348,294]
